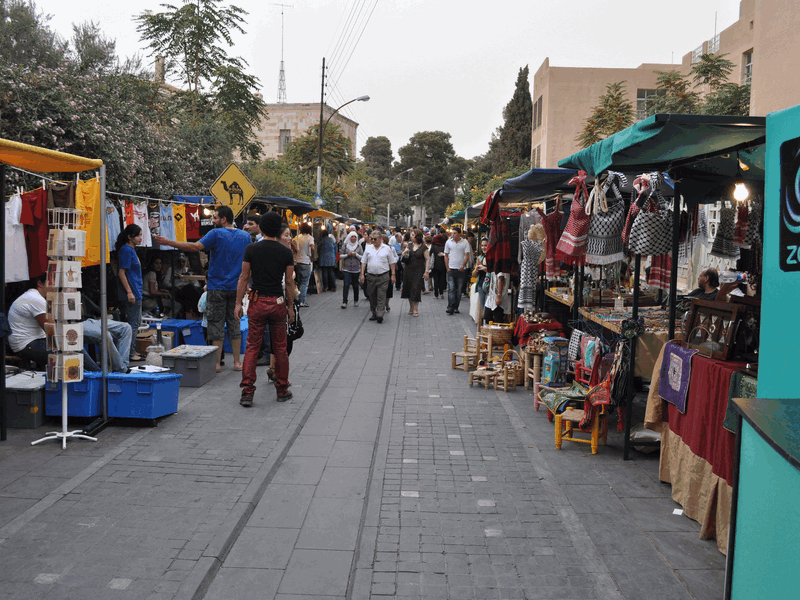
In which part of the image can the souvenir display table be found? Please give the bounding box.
[646,347,747,554]
[579,306,669,377]
[544,288,573,308]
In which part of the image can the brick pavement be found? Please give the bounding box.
[0,288,724,599]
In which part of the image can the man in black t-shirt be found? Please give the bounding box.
[235,212,296,406]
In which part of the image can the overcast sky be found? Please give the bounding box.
[35,0,740,161]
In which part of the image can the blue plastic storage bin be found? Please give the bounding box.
[106,372,182,419]
[45,371,103,417]
[223,315,248,354]
[151,319,204,345]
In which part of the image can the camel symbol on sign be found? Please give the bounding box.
[221,181,244,204]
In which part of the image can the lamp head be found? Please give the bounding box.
[356,95,370,102]
[733,180,749,202]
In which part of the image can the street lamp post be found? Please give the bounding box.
[316,92,370,200]
[410,185,442,227]
[388,167,413,229]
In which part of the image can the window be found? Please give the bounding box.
[692,44,704,64]
[708,34,720,55]
[532,96,543,131]
[742,50,753,85]
[532,145,541,168]
[636,89,661,121]
[278,129,292,153]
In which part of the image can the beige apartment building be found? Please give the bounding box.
[254,103,359,160]
[532,0,796,168]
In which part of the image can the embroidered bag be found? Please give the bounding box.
[629,201,672,256]
[585,172,627,265]
[555,171,591,265]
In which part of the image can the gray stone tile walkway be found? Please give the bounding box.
[1,289,725,599]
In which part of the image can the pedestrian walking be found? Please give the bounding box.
[400,229,429,317]
[360,231,396,323]
[294,223,314,307]
[115,224,144,361]
[382,233,397,313]
[155,205,251,373]
[429,229,447,300]
[317,224,338,292]
[340,231,363,308]
[235,212,296,406]
[444,226,472,315]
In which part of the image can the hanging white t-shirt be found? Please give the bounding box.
[5,194,30,283]
[8,288,46,352]
[159,203,177,245]
[131,202,152,247]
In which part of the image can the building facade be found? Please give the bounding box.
[254,103,359,160]
[531,0,800,168]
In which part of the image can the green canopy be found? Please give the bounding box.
[558,114,765,177]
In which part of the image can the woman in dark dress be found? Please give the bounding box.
[400,229,430,317]
[429,229,448,300]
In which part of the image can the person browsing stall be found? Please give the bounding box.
[235,212,296,406]
[360,231,396,323]
[154,205,251,373]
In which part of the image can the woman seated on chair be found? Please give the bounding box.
[142,255,181,318]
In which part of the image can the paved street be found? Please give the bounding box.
[1,289,725,600]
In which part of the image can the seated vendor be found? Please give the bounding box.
[7,274,100,371]
[687,268,721,301]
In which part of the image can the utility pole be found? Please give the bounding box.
[317,57,325,199]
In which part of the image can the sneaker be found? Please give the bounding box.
[277,391,293,402]
[341,303,347,309]
[369,315,378,321]
[377,317,383,323]
[354,301,359,307]
[256,355,269,366]
[299,302,310,308]
[239,395,253,407]
[454,309,460,314]
[446,308,454,315]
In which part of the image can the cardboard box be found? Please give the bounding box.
[135,330,174,355]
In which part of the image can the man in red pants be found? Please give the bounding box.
[235,211,296,406]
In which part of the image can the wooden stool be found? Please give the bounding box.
[468,367,499,389]
[554,405,608,455]
[452,335,481,372]
[523,349,542,390]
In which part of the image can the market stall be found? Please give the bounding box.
[559,113,766,462]
[1,138,104,443]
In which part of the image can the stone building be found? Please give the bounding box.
[531,0,795,169]
[254,103,359,160]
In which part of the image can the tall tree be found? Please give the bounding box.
[576,81,633,149]
[136,0,267,159]
[648,71,700,115]
[70,21,117,75]
[495,65,533,172]
[0,0,66,68]
[361,136,394,180]
[280,124,354,200]
[397,131,459,214]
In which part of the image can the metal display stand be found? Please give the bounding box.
[32,208,96,449]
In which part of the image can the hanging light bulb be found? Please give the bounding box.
[733,180,750,202]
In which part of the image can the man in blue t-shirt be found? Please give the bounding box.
[155,205,251,372]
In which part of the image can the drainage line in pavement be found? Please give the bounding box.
[345,297,406,599]
[190,307,373,600]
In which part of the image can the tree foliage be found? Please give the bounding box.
[0,0,67,68]
[70,21,117,75]
[360,136,394,180]
[281,124,354,180]
[648,54,749,117]
[494,65,533,172]
[136,0,267,159]
[576,81,633,149]
[397,131,461,214]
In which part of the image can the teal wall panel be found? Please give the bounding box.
[732,421,800,599]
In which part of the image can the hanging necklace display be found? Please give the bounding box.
[32,208,97,449]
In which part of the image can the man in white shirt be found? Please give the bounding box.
[359,232,397,323]
[8,275,100,371]
[444,226,472,315]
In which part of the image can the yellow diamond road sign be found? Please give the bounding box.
[210,163,257,217]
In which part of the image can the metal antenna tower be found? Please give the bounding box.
[272,3,292,103]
